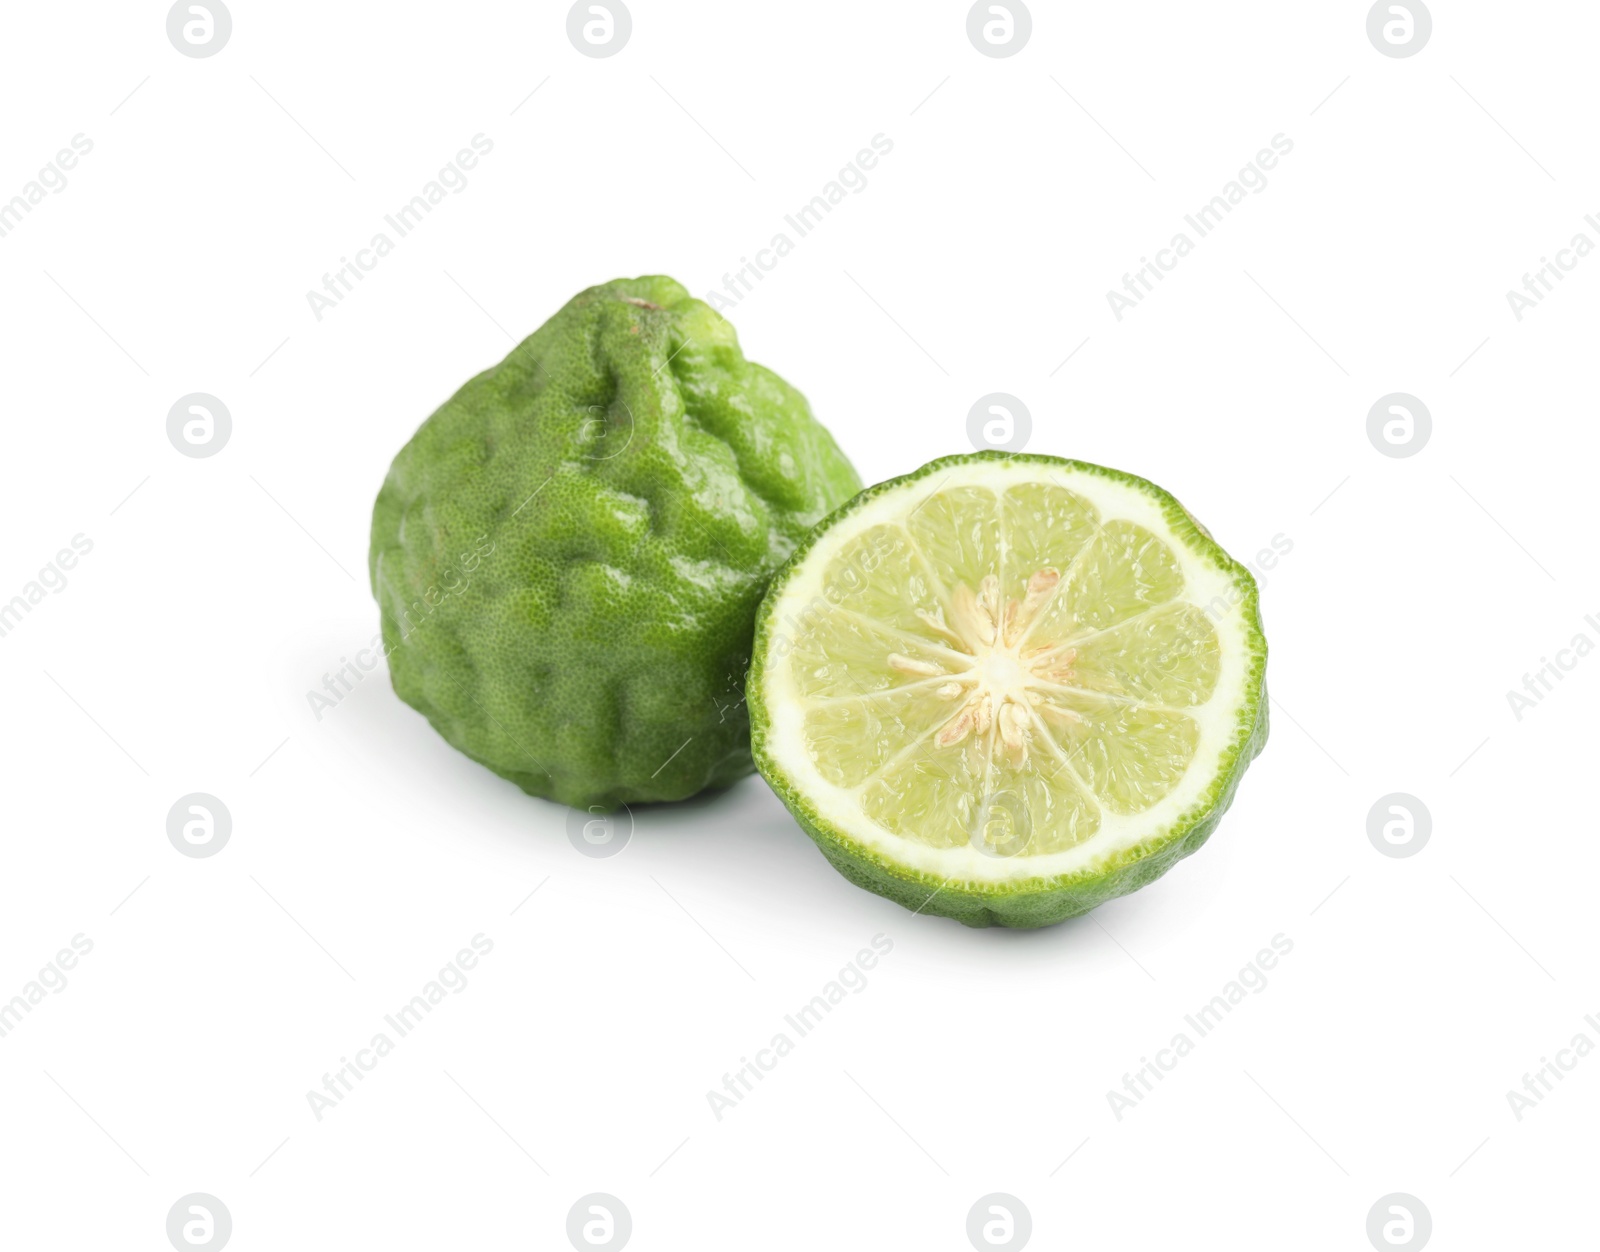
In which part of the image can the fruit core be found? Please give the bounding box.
[886,567,1087,767]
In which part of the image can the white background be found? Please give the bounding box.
[0,2,1594,1248]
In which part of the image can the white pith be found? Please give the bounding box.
[758,459,1257,885]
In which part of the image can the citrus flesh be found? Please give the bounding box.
[748,453,1267,927]
[370,276,861,809]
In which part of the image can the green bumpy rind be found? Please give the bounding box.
[747,451,1269,928]
[370,276,861,809]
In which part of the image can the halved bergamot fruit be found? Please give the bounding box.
[748,452,1268,928]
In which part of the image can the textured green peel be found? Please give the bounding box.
[370,276,861,808]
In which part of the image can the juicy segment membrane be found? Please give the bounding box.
[787,481,1222,858]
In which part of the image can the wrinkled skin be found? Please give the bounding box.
[371,276,861,808]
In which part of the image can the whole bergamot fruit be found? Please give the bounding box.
[370,276,861,809]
